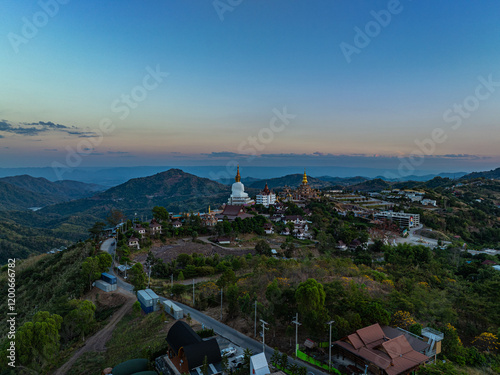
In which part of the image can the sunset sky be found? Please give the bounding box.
[1,0,500,175]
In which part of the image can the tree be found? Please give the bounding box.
[201,355,209,375]
[152,206,170,222]
[255,240,272,256]
[107,208,125,227]
[295,278,325,317]
[129,263,147,291]
[472,332,499,352]
[82,256,101,290]
[17,311,63,368]
[97,252,112,270]
[88,221,106,241]
[295,278,328,332]
[62,300,96,341]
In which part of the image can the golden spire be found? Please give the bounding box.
[302,169,308,185]
[208,205,211,214]
[235,165,241,182]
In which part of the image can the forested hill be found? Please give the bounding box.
[0,175,104,211]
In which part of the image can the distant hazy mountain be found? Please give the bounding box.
[380,172,468,182]
[315,176,370,185]
[0,181,59,210]
[344,178,391,192]
[0,175,104,200]
[460,167,500,180]
[247,174,333,190]
[0,175,104,211]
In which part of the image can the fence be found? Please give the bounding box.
[296,350,341,375]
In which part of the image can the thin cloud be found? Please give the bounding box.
[0,119,96,137]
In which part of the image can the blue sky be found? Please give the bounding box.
[1,0,499,175]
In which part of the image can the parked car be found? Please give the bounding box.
[221,347,237,357]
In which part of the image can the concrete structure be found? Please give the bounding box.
[228,166,254,205]
[250,352,270,375]
[374,211,420,228]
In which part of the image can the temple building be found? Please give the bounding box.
[256,183,276,207]
[295,169,319,201]
[278,170,320,204]
[227,166,254,206]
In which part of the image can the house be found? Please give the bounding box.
[165,321,221,374]
[128,237,140,250]
[281,227,291,236]
[263,223,274,234]
[134,224,146,238]
[334,323,434,375]
[172,220,183,229]
[336,241,347,251]
[149,219,162,235]
[215,237,231,245]
[349,239,362,250]
[283,215,304,225]
[250,353,270,375]
[215,205,253,222]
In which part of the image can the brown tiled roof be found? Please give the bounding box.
[347,333,364,350]
[357,322,385,345]
[222,205,244,216]
[334,324,430,375]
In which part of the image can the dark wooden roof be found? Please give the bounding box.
[166,321,201,354]
[183,338,221,369]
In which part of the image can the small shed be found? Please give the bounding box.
[250,352,270,375]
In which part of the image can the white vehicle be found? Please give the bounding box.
[221,347,237,357]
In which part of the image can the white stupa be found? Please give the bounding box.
[228,166,255,205]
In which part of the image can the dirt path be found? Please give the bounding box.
[53,288,135,375]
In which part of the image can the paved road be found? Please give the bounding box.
[101,237,116,254]
[100,238,135,293]
[172,300,328,375]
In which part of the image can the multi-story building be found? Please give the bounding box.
[374,211,420,228]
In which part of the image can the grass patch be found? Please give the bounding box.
[66,310,170,374]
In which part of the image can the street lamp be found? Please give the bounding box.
[327,320,335,371]
[260,319,269,353]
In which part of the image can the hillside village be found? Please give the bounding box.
[1,168,500,375]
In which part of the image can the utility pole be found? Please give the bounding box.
[327,320,335,371]
[147,265,151,289]
[124,261,128,279]
[254,300,257,338]
[292,313,301,357]
[192,278,195,306]
[220,288,223,320]
[171,274,173,288]
[260,319,269,353]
